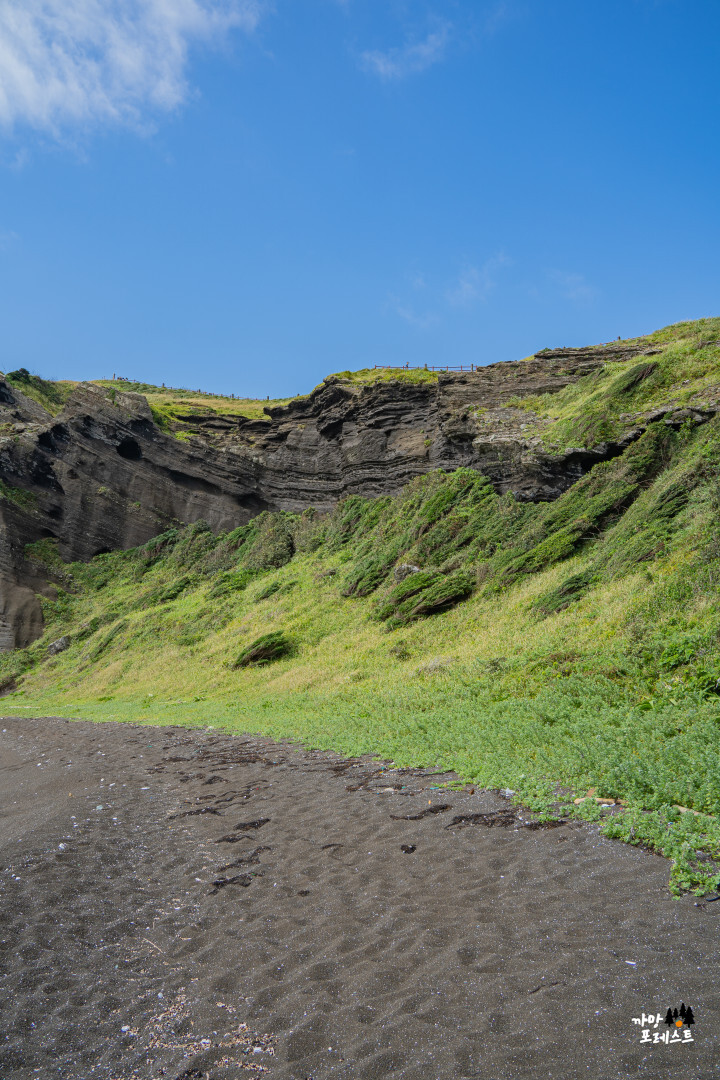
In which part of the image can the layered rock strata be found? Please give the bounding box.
[0,340,710,648]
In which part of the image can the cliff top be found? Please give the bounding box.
[0,370,295,422]
[3,315,718,432]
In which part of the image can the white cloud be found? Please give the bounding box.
[0,0,265,136]
[388,253,511,328]
[548,269,598,304]
[388,294,439,330]
[389,253,512,328]
[483,2,513,37]
[360,23,450,80]
[446,254,510,307]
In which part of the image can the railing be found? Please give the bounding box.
[111,376,239,399]
[372,364,479,372]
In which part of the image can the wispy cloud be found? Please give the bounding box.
[446,254,511,307]
[360,22,450,81]
[388,294,439,330]
[547,269,599,304]
[389,253,511,329]
[0,1,266,138]
[482,2,514,37]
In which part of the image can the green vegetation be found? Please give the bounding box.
[328,367,439,386]
[3,319,720,895]
[5,369,75,415]
[93,382,295,421]
[234,632,294,667]
[0,478,37,511]
[2,368,295,424]
[24,537,68,573]
[507,316,720,452]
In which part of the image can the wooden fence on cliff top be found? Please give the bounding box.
[372,363,479,372]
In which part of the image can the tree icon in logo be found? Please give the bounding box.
[664,1004,695,1028]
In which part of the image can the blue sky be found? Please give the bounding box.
[0,1,718,399]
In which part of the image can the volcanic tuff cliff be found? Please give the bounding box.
[1,335,716,649]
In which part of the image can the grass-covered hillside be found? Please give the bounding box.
[506,318,720,452]
[3,369,295,425]
[3,318,720,894]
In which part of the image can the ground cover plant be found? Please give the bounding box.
[5,368,77,414]
[508,316,720,453]
[2,369,295,423]
[3,319,720,895]
[329,367,439,387]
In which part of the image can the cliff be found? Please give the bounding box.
[1,324,717,648]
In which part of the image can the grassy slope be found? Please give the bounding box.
[509,317,720,452]
[94,382,295,423]
[3,320,720,893]
[3,371,77,415]
[3,371,294,422]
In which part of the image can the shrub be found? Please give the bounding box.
[612,361,659,394]
[374,571,439,620]
[157,576,194,603]
[377,570,474,628]
[534,570,596,615]
[253,578,297,601]
[208,569,255,598]
[233,631,294,667]
[242,513,295,571]
[87,619,129,660]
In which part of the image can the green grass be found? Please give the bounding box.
[328,367,439,387]
[2,369,294,423]
[234,631,295,667]
[505,316,720,452]
[0,478,38,510]
[4,369,76,415]
[4,318,720,895]
[92,382,295,421]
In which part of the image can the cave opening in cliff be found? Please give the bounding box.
[116,437,142,461]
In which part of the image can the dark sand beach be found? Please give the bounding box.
[1,717,718,1080]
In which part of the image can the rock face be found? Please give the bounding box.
[0,382,267,648]
[0,340,676,648]
[176,342,663,509]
